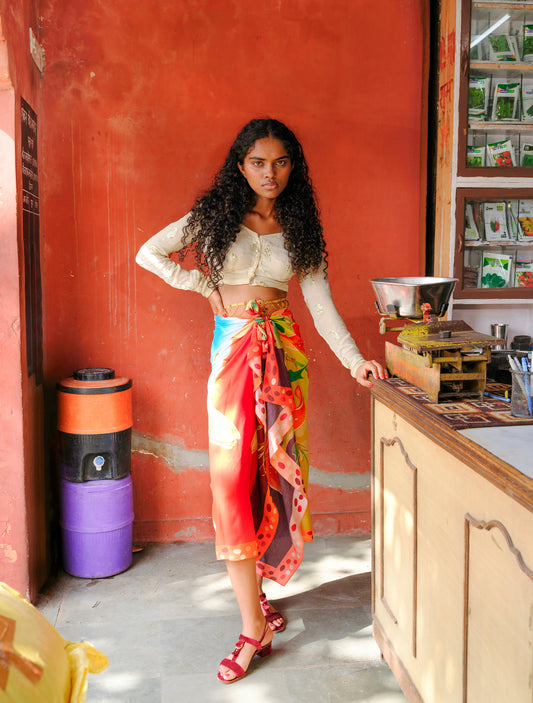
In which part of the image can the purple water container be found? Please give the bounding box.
[60,474,134,578]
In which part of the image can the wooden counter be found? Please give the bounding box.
[371,379,533,703]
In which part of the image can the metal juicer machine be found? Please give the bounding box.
[371,277,499,403]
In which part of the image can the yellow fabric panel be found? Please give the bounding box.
[0,582,108,703]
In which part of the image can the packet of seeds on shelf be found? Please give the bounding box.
[506,200,520,240]
[470,17,490,61]
[492,82,520,121]
[473,201,485,238]
[518,199,533,239]
[521,142,533,166]
[465,203,481,240]
[488,34,519,62]
[523,25,533,63]
[466,144,485,167]
[481,252,513,288]
[483,201,510,240]
[487,138,516,167]
[515,258,533,287]
[470,37,488,62]
[469,76,491,120]
[521,79,533,121]
[464,247,482,288]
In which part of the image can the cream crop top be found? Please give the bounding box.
[136,213,366,377]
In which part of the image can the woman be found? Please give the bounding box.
[136,118,387,684]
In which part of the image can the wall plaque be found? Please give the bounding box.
[21,98,43,383]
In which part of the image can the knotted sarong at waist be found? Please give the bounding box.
[207,300,312,585]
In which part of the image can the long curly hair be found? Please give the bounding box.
[181,118,327,287]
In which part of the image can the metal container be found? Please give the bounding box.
[370,277,458,319]
[490,323,508,350]
[510,369,533,418]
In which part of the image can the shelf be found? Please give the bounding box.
[453,296,533,304]
[462,288,533,292]
[469,121,533,130]
[473,2,533,8]
[471,61,533,71]
[455,287,533,298]
[464,239,533,245]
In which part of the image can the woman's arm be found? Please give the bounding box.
[135,213,212,297]
[299,263,387,387]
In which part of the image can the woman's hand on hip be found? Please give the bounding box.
[354,361,388,388]
[208,289,227,317]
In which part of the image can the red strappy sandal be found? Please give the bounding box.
[217,625,272,684]
[259,592,286,632]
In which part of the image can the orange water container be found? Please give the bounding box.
[57,368,132,482]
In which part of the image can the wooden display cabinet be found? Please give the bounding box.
[454,187,533,297]
[371,380,533,703]
[434,1,533,309]
[459,1,533,176]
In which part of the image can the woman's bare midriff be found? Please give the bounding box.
[218,284,288,318]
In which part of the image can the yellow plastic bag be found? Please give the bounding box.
[0,582,108,702]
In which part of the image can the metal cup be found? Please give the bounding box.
[490,323,508,350]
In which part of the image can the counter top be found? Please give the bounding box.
[458,425,533,480]
[372,378,533,513]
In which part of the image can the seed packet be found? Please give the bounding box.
[491,82,520,121]
[470,42,481,61]
[481,253,513,288]
[467,144,485,167]
[521,142,533,167]
[463,248,481,288]
[521,79,533,121]
[465,203,481,240]
[487,138,516,167]
[469,76,491,120]
[483,202,510,241]
[515,258,533,287]
[470,36,488,62]
[488,34,519,62]
[518,200,533,239]
[506,200,520,240]
[523,24,533,63]
[470,18,490,61]
[473,201,485,238]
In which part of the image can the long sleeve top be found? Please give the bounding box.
[136,213,366,377]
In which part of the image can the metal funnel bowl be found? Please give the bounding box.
[370,277,457,319]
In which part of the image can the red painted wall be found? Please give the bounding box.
[0,0,47,599]
[40,1,427,543]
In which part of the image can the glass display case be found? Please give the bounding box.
[450,2,533,300]
[454,188,533,297]
[459,1,533,175]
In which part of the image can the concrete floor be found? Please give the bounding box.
[36,535,408,703]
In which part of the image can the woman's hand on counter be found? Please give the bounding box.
[355,361,389,388]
